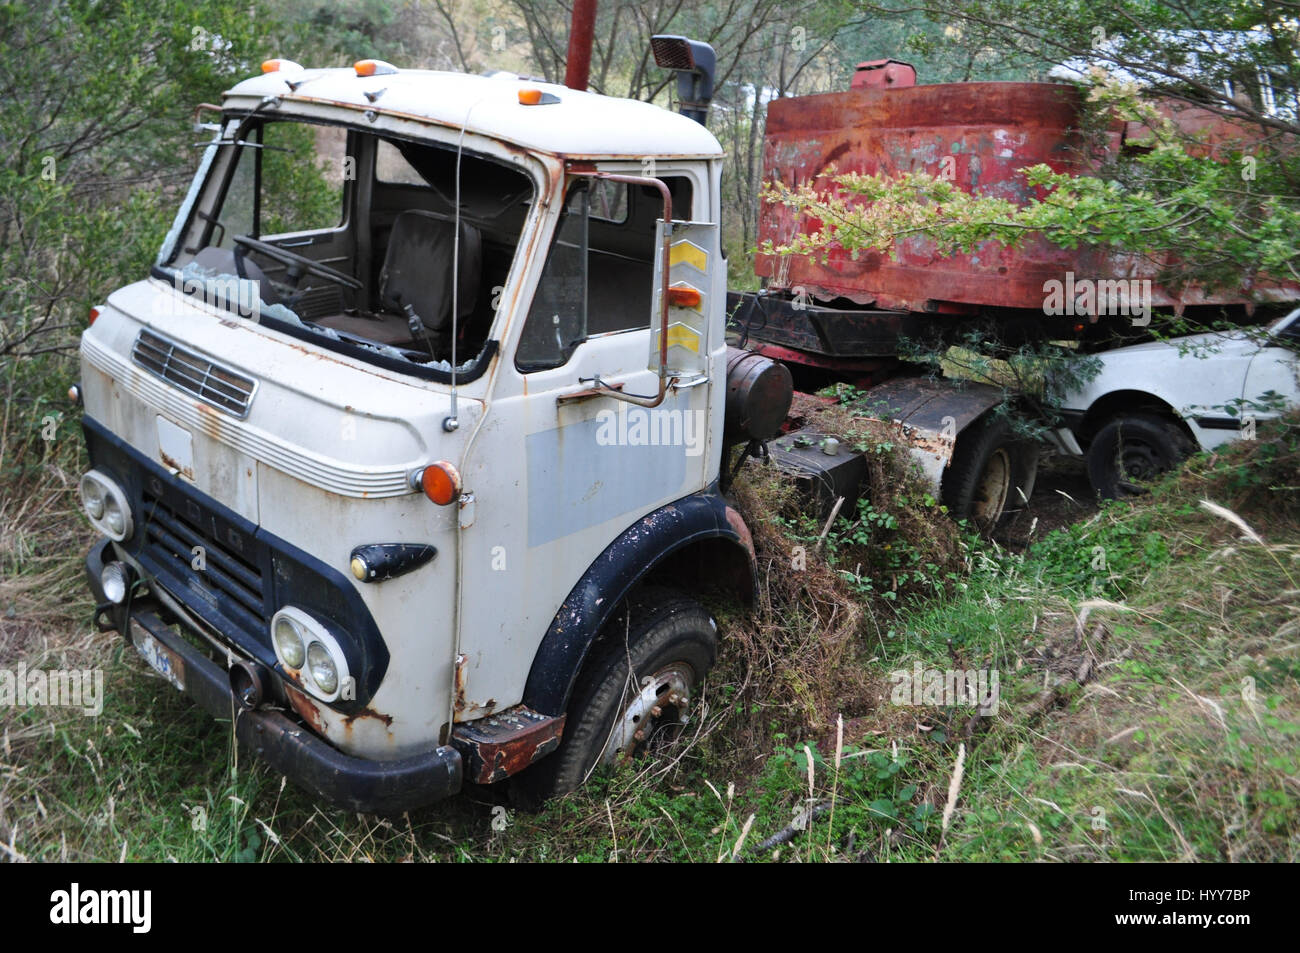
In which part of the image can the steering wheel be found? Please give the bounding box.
[233,235,363,291]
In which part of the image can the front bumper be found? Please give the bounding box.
[87,538,463,814]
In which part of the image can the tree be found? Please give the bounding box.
[0,1,286,399]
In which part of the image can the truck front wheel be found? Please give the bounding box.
[512,588,718,805]
[1086,413,1195,499]
[942,413,1038,534]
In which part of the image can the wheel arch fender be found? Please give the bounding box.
[1077,390,1195,446]
[522,487,756,717]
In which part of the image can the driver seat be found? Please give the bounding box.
[379,211,482,333]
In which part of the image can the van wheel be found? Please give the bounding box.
[511,587,717,806]
[942,413,1038,534]
[1087,413,1194,499]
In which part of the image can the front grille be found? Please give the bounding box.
[140,486,268,626]
[131,329,256,418]
[82,413,391,707]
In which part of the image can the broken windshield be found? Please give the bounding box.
[156,116,535,381]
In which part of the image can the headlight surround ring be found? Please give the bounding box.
[79,470,133,541]
[269,606,352,703]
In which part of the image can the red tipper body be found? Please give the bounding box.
[755,74,1298,313]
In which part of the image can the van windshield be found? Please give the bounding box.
[158,117,535,380]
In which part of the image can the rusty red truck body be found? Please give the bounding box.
[751,61,1293,323]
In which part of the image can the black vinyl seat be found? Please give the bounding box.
[379,211,482,333]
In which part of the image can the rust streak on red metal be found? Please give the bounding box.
[450,706,566,784]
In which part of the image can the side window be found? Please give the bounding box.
[375,139,427,186]
[516,185,589,371]
[216,137,256,250]
[588,180,627,222]
[515,175,693,372]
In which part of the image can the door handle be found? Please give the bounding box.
[557,378,626,405]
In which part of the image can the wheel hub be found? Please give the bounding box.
[971,447,1012,527]
[601,663,694,766]
[1115,439,1165,493]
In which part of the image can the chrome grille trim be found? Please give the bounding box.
[131,329,256,419]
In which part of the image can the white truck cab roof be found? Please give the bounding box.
[224,66,724,160]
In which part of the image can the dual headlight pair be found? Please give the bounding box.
[271,607,352,703]
[79,470,133,541]
[81,470,351,705]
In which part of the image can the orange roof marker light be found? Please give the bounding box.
[354,59,399,77]
[518,88,561,106]
[261,59,304,74]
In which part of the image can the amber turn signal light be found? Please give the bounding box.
[667,286,702,309]
[354,59,399,77]
[414,461,461,506]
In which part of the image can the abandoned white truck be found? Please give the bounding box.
[73,33,1298,813]
[75,44,813,811]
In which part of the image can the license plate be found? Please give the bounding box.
[131,621,186,692]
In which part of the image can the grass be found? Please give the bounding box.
[2,379,1298,861]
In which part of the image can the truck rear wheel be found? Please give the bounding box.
[942,413,1038,534]
[1086,413,1194,499]
[511,587,718,805]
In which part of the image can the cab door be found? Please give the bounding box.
[453,162,723,720]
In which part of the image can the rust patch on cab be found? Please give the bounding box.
[285,684,325,733]
[342,707,394,729]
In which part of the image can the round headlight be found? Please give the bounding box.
[80,470,132,540]
[306,642,338,695]
[104,498,125,536]
[101,561,132,604]
[273,616,306,669]
[81,478,105,520]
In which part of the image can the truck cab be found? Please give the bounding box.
[76,54,776,811]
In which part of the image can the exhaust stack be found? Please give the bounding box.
[564,0,597,89]
[650,35,716,126]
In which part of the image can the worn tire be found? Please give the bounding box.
[1086,413,1195,499]
[511,587,717,807]
[942,413,1038,534]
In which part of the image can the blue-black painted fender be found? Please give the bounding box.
[522,486,756,717]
